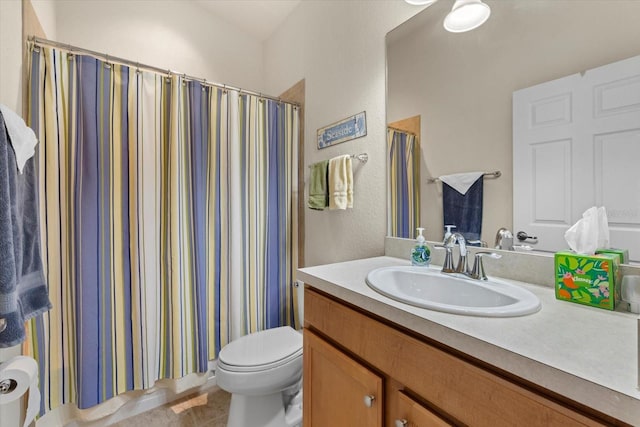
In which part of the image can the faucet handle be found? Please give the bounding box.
[470,252,502,280]
[434,244,455,273]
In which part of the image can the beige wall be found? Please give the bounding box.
[0,0,23,114]
[29,0,56,39]
[48,0,265,91]
[0,0,51,116]
[264,1,425,266]
[387,0,640,245]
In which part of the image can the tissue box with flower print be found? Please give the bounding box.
[595,248,629,264]
[554,251,620,310]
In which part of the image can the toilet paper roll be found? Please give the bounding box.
[0,356,40,427]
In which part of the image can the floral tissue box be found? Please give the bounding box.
[554,251,620,310]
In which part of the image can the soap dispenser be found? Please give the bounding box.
[444,225,456,241]
[411,227,431,266]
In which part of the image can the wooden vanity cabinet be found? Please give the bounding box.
[303,329,383,427]
[303,287,616,427]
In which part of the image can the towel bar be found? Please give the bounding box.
[351,153,368,163]
[427,170,501,183]
[308,153,368,168]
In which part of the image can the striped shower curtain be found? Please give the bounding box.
[25,44,298,412]
[388,128,420,238]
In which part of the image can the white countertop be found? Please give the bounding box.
[297,256,640,425]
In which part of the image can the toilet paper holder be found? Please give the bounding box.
[0,378,18,394]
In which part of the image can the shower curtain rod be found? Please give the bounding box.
[28,36,300,107]
[387,126,417,136]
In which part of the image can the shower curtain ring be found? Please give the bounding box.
[105,54,112,69]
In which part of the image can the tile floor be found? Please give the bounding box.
[113,388,231,427]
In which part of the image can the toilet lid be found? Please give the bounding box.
[218,326,302,372]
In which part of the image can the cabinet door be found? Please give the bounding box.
[303,329,383,427]
[393,391,452,427]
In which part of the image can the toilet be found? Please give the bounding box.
[216,283,304,427]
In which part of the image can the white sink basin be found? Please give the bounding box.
[365,266,541,317]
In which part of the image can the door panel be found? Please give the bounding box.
[514,54,640,261]
[582,55,640,261]
[513,74,580,252]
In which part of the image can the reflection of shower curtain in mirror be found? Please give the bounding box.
[388,129,420,238]
[25,44,299,414]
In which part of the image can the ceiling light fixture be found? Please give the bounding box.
[443,0,491,33]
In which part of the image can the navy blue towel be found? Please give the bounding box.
[0,111,51,347]
[442,177,483,242]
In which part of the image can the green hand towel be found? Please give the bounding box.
[308,160,329,210]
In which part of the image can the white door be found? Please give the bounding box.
[514,55,640,262]
[513,73,581,253]
[580,55,640,262]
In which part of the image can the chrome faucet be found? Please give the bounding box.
[437,233,502,280]
[495,227,514,251]
[441,233,469,275]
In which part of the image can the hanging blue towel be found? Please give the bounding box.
[0,110,51,348]
[441,173,484,242]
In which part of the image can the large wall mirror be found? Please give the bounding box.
[386,0,640,259]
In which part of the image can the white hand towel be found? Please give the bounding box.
[439,171,483,195]
[329,155,353,210]
[0,104,38,174]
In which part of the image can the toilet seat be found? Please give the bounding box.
[218,326,302,373]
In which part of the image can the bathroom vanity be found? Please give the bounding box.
[298,256,640,426]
